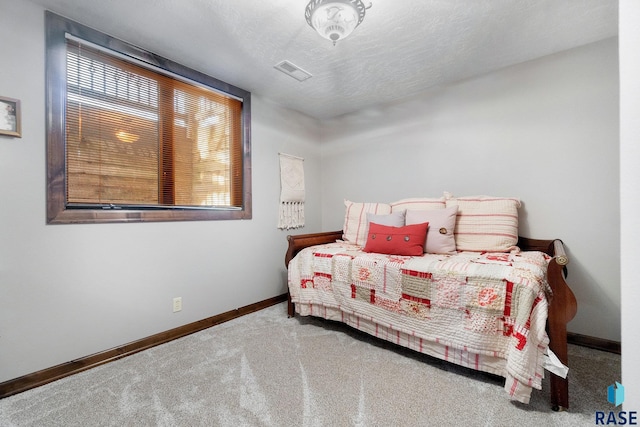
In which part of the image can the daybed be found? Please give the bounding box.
[285,196,577,411]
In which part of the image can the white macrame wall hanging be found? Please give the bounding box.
[278,153,305,229]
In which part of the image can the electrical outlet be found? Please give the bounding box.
[173,297,182,313]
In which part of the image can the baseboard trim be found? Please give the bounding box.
[568,332,621,354]
[0,294,288,399]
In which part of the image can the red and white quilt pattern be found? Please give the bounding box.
[288,242,552,403]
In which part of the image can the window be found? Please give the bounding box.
[46,12,251,224]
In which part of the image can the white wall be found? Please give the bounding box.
[620,0,640,411]
[320,38,620,342]
[0,0,322,383]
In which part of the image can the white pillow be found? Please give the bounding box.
[406,206,458,254]
[444,195,521,252]
[342,200,391,246]
[366,210,405,228]
[390,197,445,212]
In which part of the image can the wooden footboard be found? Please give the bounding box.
[518,236,577,411]
[285,231,577,411]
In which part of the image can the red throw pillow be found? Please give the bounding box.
[363,222,429,256]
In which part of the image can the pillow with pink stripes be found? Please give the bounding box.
[390,197,445,212]
[444,194,521,252]
[342,200,391,246]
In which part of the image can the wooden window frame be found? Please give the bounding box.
[45,12,252,224]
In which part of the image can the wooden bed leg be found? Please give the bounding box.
[549,319,569,411]
[550,370,568,411]
[287,293,295,318]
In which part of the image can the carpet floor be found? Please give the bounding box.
[0,302,621,426]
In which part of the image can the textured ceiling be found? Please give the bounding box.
[28,0,618,120]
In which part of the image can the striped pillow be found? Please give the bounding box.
[342,200,391,246]
[390,197,445,212]
[445,195,521,252]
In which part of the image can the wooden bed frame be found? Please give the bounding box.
[284,230,577,411]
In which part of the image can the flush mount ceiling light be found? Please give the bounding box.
[305,0,372,45]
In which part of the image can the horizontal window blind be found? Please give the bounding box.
[65,40,243,209]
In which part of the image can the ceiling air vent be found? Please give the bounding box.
[274,60,312,82]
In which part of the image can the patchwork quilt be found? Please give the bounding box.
[288,242,552,403]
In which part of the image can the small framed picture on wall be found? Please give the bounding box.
[0,96,21,138]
